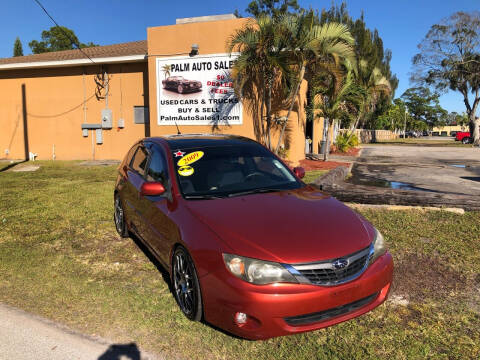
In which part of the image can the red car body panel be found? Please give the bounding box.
[185,188,372,264]
[115,136,394,340]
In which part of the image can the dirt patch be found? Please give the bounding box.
[391,253,467,302]
[11,164,40,172]
[299,159,350,171]
[396,305,423,326]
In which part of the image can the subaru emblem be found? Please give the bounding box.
[332,258,348,270]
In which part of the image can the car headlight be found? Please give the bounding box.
[223,254,297,285]
[370,227,387,264]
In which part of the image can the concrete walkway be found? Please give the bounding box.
[0,303,159,360]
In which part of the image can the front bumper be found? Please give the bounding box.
[200,252,393,340]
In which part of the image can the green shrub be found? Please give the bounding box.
[335,132,359,152]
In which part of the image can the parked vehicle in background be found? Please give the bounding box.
[405,131,421,138]
[455,132,472,144]
[113,134,393,340]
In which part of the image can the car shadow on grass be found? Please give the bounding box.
[127,232,248,340]
[128,232,174,294]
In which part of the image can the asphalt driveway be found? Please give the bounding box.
[350,145,480,196]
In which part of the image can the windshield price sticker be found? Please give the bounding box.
[177,151,204,166]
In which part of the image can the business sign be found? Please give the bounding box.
[156,53,242,126]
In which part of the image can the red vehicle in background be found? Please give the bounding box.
[455,132,472,144]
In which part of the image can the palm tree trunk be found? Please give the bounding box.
[274,63,306,154]
[346,114,361,144]
[323,119,331,161]
[260,88,266,144]
[266,86,272,149]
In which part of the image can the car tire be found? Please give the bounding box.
[172,246,203,321]
[462,137,471,144]
[177,85,184,94]
[114,194,129,238]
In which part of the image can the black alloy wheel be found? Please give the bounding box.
[172,246,203,321]
[114,195,129,238]
[462,137,471,144]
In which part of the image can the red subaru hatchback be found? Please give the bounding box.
[114,134,393,340]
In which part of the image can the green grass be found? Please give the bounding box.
[0,161,479,359]
[303,170,328,184]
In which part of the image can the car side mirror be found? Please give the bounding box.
[293,166,305,179]
[140,182,166,196]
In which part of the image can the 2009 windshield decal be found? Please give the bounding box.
[177,151,204,166]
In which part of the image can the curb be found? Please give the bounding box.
[345,203,465,214]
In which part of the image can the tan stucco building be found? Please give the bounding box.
[0,15,321,165]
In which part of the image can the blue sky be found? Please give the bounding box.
[1,0,478,113]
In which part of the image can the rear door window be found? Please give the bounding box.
[146,145,169,183]
[130,146,148,176]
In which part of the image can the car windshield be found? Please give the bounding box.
[171,144,302,199]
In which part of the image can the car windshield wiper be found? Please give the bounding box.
[227,188,282,198]
[184,194,226,200]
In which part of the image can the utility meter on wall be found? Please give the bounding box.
[101,109,113,129]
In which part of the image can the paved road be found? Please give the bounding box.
[0,303,158,360]
[351,145,480,196]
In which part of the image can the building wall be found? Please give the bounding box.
[432,125,468,136]
[0,62,148,160]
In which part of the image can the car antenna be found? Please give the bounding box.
[174,120,181,135]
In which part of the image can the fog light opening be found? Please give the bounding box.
[234,312,248,325]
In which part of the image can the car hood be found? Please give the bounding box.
[185,187,372,264]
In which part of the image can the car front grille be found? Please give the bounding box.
[284,292,379,326]
[289,245,373,286]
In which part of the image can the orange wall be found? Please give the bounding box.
[0,63,148,160]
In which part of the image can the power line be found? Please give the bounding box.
[32,0,96,64]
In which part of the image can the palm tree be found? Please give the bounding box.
[314,66,364,160]
[274,11,356,154]
[228,16,291,149]
[162,64,171,79]
[346,58,391,143]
